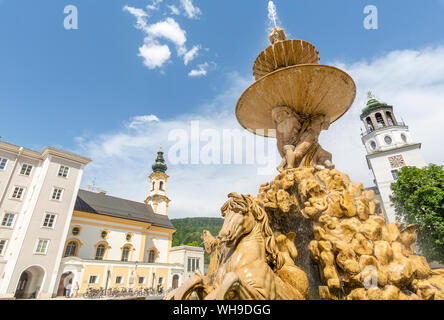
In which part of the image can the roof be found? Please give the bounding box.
[74,189,175,230]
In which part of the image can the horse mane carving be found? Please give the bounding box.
[221,192,284,271]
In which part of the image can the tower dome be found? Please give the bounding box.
[152,147,167,173]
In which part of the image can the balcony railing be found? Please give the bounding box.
[361,122,407,136]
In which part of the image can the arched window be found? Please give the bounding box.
[386,112,394,125]
[375,113,385,128]
[64,241,77,257]
[159,181,164,191]
[148,249,156,263]
[152,181,155,191]
[366,117,374,132]
[95,244,105,260]
[121,246,130,262]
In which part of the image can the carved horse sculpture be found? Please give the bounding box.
[165,193,307,300]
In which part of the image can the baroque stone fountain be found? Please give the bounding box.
[165,25,444,300]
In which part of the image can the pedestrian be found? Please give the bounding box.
[65,282,72,298]
[73,281,79,298]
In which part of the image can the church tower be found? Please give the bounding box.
[360,93,426,223]
[145,146,170,216]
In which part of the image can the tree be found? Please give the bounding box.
[390,164,444,263]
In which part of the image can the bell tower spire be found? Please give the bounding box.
[145,146,170,215]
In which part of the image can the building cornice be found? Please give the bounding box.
[0,141,91,165]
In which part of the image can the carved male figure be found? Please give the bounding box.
[272,106,334,171]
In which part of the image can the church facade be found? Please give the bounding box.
[0,142,203,299]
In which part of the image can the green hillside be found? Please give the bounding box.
[171,217,224,264]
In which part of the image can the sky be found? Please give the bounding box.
[1,0,444,219]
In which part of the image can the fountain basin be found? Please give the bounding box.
[236,64,356,137]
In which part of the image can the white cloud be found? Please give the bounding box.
[123,5,148,30]
[183,45,200,65]
[128,115,160,129]
[168,5,180,15]
[146,0,163,11]
[124,5,205,70]
[146,17,187,54]
[323,46,444,186]
[180,0,201,19]
[74,46,444,218]
[138,43,171,69]
[188,62,209,77]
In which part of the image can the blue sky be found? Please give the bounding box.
[1,1,444,218]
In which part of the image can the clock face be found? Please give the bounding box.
[388,155,405,168]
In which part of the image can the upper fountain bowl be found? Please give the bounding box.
[253,28,320,80]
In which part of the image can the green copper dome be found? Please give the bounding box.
[152,148,167,173]
[361,98,388,113]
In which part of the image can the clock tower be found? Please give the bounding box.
[360,93,426,223]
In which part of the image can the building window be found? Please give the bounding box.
[1,213,16,228]
[51,188,63,201]
[386,112,395,125]
[0,158,7,170]
[11,187,25,200]
[366,117,374,132]
[125,233,132,241]
[148,249,156,263]
[100,230,108,239]
[121,246,130,262]
[138,276,145,285]
[115,276,123,284]
[159,181,164,191]
[0,240,7,255]
[391,170,400,180]
[369,141,377,150]
[401,134,407,143]
[375,113,385,128]
[20,164,33,176]
[152,181,155,191]
[35,239,50,254]
[384,135,392,145]
[42,213,57,228]
[187,258,200,272]
[64,241,77,257]
[72,227,80,236]
[95,244,106,260]
[58,165,70,178]
[88,275,98,284]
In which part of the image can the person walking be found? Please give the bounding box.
[65,282,72,298]
[73,281,79,298]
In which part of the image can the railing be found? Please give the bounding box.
[361,122,407,136]
[80,286,166,299]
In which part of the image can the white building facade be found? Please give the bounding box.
[169,245,205,288]
[360,96,427,223]
[0,141,91,299]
